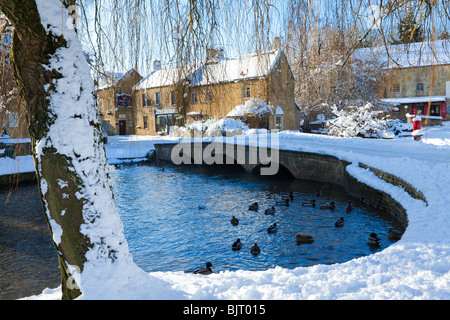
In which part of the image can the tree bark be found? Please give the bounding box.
[0,0,133,300]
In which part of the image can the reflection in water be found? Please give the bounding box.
[0,163,403,299]
[0,185,60,300]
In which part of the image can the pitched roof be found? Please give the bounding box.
[354,40,450,69]
[134,50,282,91]
[97,68,141,90]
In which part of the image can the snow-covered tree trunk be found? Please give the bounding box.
[0,0,154,300]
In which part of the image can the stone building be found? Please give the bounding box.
[133,45,299,135]
[0,17,28,139]
[357,40,450,126]
[96,69,142,135]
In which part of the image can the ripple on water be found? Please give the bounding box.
[110,164,403,274]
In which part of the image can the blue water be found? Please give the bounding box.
[0,163,402,299]
[110,163,402,274]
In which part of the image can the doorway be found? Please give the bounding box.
[119,120,126,135]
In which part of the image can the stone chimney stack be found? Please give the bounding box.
[153,60,161,71]
[272,37,281,51]
[206,47,224,62]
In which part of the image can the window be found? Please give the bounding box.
[99,101,104,112]
[156,114,174,133]
[8,112,18,128]
[191,92,198,104]
[416,83,424,93]
[430,104,440,116]
[275,116,283,131]
[205,90,213,103]
[171,91,176,105]
[143,116,148,129]
[392,84,400,94]
[142,94,147,106]
[108,99,112,111]
[155,92,161,106]
[242,86,251,99]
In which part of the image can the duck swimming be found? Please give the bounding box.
[276,199,290,206]
[282,192,294,201]
[315,191,322,197]
[250,243,261,256]
[193,262,214,275]
[367,233,381,246]
[296,233,314,244]
[230,216,239,226]
[320,201,335,210]
[302,199,316,207]
[267,223,277,233]
[248,202,259,211]
[232,238,242,251]
[345,202,352,212]
[264,206,276,214]
[335,217,344,227]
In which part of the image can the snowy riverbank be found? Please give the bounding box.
[5,122,450,300]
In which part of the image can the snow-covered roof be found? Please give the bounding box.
[134,50,282,91]
[382,96,447,105]
[97,68,139,90]
[354,40,450,69]
[133,64,198,91]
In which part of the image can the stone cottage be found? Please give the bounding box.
[96,68,142,135]
[356,40,450,126]
[133,44,300,135]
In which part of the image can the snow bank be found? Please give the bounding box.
[0,155,34,176]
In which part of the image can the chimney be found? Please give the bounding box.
[206,47,224,62]
[272,37,281,51]
[153,60,161,71]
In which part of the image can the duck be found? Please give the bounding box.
[193,262,214,275]
[296,233,314,244]
[232,238,243,251]
[388,229,403,241]
[320,201,335,210]
[334,217,344,227]
[248,202,259,212]
[345,202,352,212]
[267,223,278,233]
[302,199,316,207]
[250,243,261,256]
[264,206,276,215]
[367,233,381,246]
[282,192,294,201]
[198,205,206,210]
[276,199,290,206]
[315,190,323,197]
[230,215,239,226]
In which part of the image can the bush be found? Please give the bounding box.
[326,103,395,139]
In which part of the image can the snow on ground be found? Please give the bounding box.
[4,122,450,300]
